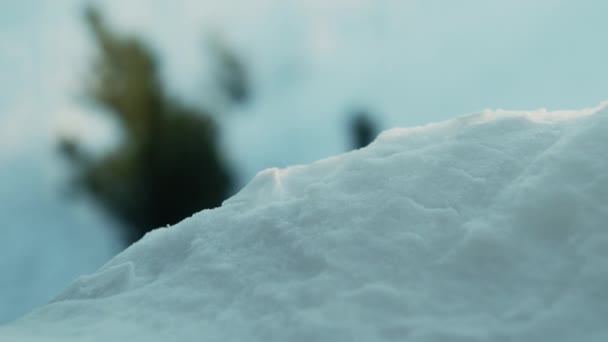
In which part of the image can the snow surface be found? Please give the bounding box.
[2,103,608,341]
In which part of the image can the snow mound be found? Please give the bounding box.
[3,104,608,341]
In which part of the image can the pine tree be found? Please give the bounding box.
[349,109,378,149]
[60,7,233,245]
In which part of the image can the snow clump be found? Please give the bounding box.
[2,103,608,341]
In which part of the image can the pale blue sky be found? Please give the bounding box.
[2,0,608,164]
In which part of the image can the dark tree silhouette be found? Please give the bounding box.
[60,7,234,245]
[208,37,250,104]
[349,109,378,149]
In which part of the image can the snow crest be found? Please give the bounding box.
[2,104,608,341]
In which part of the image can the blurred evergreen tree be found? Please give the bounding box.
[208,37,250,104]
[349,109,378,149]
[60,7,235,245]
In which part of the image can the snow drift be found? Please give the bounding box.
[2,104,608,341]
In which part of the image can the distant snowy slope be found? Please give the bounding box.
[2,103,608,341]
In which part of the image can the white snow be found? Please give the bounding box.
[2,103,608,341]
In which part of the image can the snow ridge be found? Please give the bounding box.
[2,104,608,341]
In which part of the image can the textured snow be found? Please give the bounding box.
[2,104,608,341]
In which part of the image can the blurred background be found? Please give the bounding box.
[2,0,608,323]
